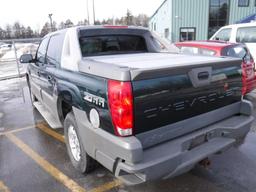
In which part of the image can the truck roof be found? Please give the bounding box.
[45,25,149,37]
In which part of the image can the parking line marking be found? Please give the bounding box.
[6,133,85,192]
[0,181,10,192]
[0,125,35,136]
[89,180,122,192]
[36,123,65,143]
[34,123,123,192]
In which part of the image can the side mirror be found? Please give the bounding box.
[20,54,33,63]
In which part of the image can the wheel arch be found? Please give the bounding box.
[56,80,85,124]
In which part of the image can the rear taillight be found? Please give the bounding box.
[242,71,247,96]
[108,80,133,137]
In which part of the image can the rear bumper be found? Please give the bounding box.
[115,114,253,185]
[73,100,254,185]
[245,89,256,108]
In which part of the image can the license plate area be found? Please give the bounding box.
[189,134,207,150]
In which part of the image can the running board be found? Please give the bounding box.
[33,101,62,129]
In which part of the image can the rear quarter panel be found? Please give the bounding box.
[55,69,115,134]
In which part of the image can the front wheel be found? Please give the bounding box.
[64,112,96,174]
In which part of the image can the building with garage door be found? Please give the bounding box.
[149,0,256,42]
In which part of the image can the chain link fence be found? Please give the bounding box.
[0,38,41,80]
[0,38,41,103]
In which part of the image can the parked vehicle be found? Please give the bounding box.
[0,43,12,56]
[20,26,254,185]
[175,40,256,95]
[210,22,256,62]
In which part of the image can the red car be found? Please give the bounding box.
[175,40,256,95]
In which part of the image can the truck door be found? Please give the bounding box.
[40,33,65,116]
[30,37,50,102]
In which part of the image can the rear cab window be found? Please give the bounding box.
[79,35,147,57]
[236,27,256,43]
[213,28,232,41]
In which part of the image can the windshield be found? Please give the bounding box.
[79,35,147,57]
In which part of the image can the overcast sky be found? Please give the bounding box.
[0,0,164,30]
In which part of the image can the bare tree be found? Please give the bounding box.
[58,22,66,30]
[125,9,134,25]
[65,19,74,28]
[13,22,22,38]
[25,26,34,38]
[5,25,12,39]
[40,22,51,37]
[77,19,89,26]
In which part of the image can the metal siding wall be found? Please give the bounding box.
[229,0,256,24]
[148,0,172,40]
[171,0,209,42]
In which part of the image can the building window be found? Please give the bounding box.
[180,28,196,41]
[208,0,229,38]
[164,28,169,38]
[154,23,156,31]
[238,0,249,7]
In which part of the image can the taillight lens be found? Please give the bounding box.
[242,69,247,96]
[108,80,133,137]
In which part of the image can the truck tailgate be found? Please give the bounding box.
[131,56,242,145]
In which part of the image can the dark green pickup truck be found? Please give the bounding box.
[20,26,254,185]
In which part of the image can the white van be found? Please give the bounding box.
[210,22,256,62]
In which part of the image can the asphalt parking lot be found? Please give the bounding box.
[1,77,256,192]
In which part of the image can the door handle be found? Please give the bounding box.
[198,71,209,80]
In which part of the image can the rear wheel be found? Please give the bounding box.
[64,112,96,173]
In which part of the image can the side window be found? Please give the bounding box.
[164,28,169,39]
[213,28,231,41]
[46,33,65,66]
[236,27,256,43]
[36,37,49,64]
[238,0,249,7]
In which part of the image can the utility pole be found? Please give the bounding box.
[92,0,96,25]
[48,13,53,32]
[87,0,90,25]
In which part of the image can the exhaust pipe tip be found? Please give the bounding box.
[199,158,211,168]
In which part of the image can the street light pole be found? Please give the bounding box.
[93,0,96,25]
[48,13,53,32]
[87,0,90,25]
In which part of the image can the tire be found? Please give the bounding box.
[64,112,96,174]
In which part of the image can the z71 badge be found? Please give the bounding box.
[84,92,105,108]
